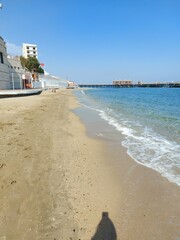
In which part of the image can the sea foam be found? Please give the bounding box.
[98,108,180,186]
[76,88,180,186]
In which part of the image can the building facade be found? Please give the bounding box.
[22,43,38,59]
[0,36,30,90]
[0,36,11,89]
[113,80,132,86]
[7,56,24,89]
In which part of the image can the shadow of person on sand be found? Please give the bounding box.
[91,212,117,240]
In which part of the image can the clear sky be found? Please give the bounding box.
[0,0,180,83]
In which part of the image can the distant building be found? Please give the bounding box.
[113,80,132,86]
[0,36,11,89]
[22,43,38,59]
[67,81,78,89]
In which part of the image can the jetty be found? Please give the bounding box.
[78,82,180,88]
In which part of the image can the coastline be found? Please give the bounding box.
[0,89,179,239]
[73,90,180,239]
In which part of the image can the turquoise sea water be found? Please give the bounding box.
[75,88,180,186]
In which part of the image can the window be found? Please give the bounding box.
[0,52,4,63]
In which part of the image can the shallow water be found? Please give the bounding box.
[74,88,180,186]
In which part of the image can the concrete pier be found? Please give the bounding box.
[78,82,180,88]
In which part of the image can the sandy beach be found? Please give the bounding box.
[0,89,180,240]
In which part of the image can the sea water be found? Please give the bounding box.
[74,88,180,186]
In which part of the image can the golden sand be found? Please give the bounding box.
[0,90,179,239]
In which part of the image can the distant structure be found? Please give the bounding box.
[67,81,78,89]
[22,43,38,59]
[113,80,132,86]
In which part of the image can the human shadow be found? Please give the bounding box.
[91,212,117,240]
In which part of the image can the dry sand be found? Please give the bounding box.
[0,89,179,240]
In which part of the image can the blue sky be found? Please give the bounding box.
[0,0,180,83]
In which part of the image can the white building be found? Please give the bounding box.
[22,43,38,59]
[34,74,67,89]
[0,36,11,89]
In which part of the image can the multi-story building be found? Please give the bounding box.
[0,36,33,90]
[22,43,38,59]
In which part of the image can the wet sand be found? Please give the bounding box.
[0,89,179,239]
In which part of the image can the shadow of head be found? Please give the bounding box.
[91,212,117,240]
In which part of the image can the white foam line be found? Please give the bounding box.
[98,108,180,186]
[77,99,180,186]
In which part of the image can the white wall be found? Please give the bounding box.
[8,58,23,89]
[35,75,67,89]
[0,37,11,89]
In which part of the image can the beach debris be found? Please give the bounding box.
[0,163,6,169]
[10,180,16,185]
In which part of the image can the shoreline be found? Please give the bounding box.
[0,89,179,239]
[74,88,180,187]
[72,90,180,239]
